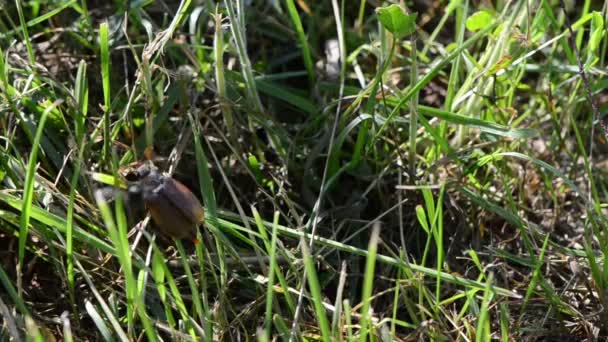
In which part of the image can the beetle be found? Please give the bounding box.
[122,160,204,243]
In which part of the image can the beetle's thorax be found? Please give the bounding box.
[140,169,166,200]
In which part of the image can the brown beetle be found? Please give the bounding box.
[124,160,204,243]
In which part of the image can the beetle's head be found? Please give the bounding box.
[124,163,171,206]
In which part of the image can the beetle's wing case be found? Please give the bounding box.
[161,177,205,225]
[144,191,196,240]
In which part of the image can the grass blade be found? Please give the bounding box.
[300,239,331,342]
[284,0,315,86]
[359,223,380,341]
[18,99,62,295]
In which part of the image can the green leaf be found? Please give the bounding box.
[376,5,417,39]
[466,11,494,32]
[418,105,539,139]
[415,205,430,234]
[589,11,604,53]
[248,153,263,183]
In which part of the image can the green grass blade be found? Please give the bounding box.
[18,99,62,295]
[359,223,380,341]
[99,22,110,164]
[191,114,219,337]
[284,0,315,86]
[175,240,205,328]
[475,273,495,342]
[0,263,30,316]
[262,211,280,339]
[15,0,36,65]
[300,239,331,342]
